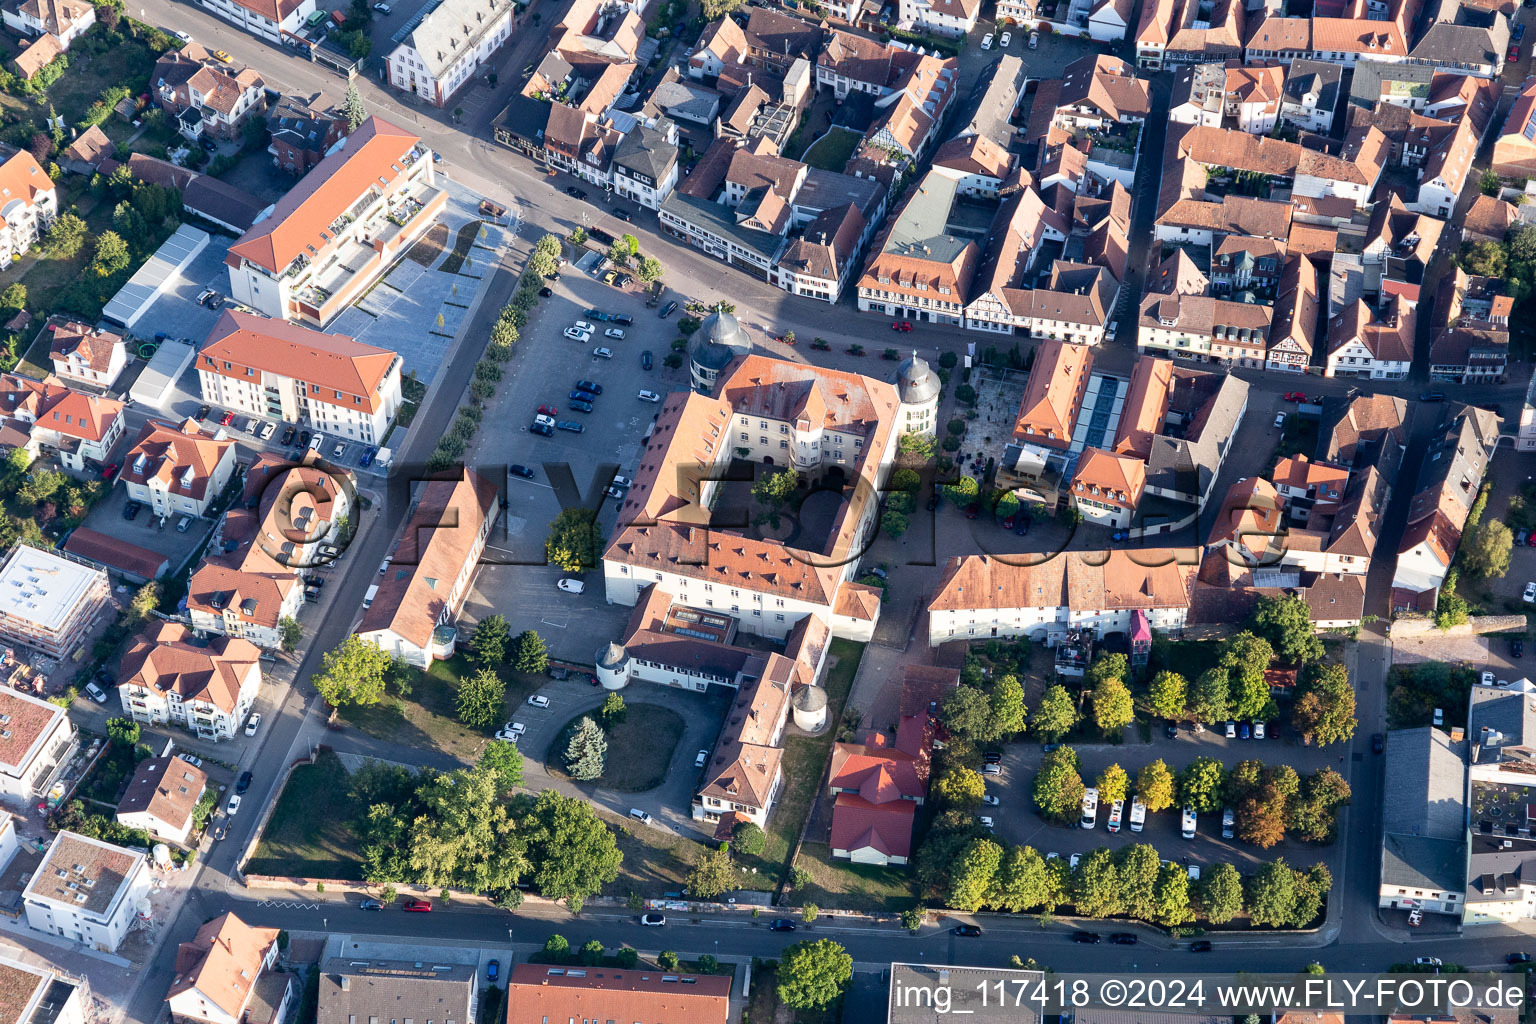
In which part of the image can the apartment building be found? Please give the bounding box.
[120,419,237,521]
[25,831,150,953]
[0,373,123,471]
[0,152,54,269]
[316,960,476,1024]
[225,116,444,326]
[187,508,306,650]
[0,686,73,808]
[0,544,108,659]
[195,0,318,45]
[167,913,289,1024]
[357,470,498,667]
[387,0,514,107]
[118,623,262,742]
[506,965,729,1024]
[198,312,402,444]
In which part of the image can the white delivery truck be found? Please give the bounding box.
[363,584,379,609]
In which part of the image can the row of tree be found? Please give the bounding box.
[914,819,1331,928]
[1029,747,1349,845]
[351,758,621,912]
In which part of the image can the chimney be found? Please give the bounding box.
[340,978,350,992]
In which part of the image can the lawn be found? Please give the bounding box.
[598,805,706,899]
[801,127,862,172]
[544,702,685,792]
[740,639,864,891]
[792,841,916,911]
[76,734,134,806]
[339,654,541,766]
[246,750,364,878]
[405,223,450,268]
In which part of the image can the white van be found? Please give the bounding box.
[629,808,653,825]
[363,584,379,608]
[1181,805,1197,839]
[1129,797,1146,832]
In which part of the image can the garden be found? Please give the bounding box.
[546,699,685,793]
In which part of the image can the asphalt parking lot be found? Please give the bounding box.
[458,255,693,660]
[986,728,1349,871]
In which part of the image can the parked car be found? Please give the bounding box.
[1189,940,1213,952]
[1273,412,1286,428]
[769,919,797,932]
[951,924,982,936]
[638,389,661,402]
[1507,952,1532,964]
[84,682,107,703]
[1108,933,1138,945]
[530,421,554,436]
[564,327,591,341]
[629,808,654,825]
[575,379,604,394]
[179,752,202,768]
[1222,806,1235,838]
[403,899,433,912]
[529,695,552,708]
[565,186,587,199]
[640,913,666,926]
[695,749,709,767]
[244,713,262,736]
[570,399,595,413]
[556,420,585,433]
[236,770,253,794]
[212,49,232,63]
[373,2,392,11]
[486,960,499,982]
[593,347,614,359]
[1523,581,1535,603]
[660,301,678,317]
[280,426,296,445]
[359,898,384,910]
[226,794,242,815]
[1072,931,1100,944]
[1372,733,1385,754]
[1414,957,1443,968]
[640,350,653,369]
[605,327,626,339]
[981,31,994,48]
[220,411,236,426]
[999,31,1012,46]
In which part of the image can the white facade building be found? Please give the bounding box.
[386,0,515,108]
[24,831,150,953]
[0,688,73,809]
[196,0,318,45]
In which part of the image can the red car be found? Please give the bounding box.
[100,464,118,481]
[1511,43,1523,61]
[891,321,913,331]
[1002,515,1016,530]
[1283,391,1305,401]
[402,899,432,912]
[219,411,235,426]
[537,404,558,417]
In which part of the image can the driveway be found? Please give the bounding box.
[514,678,733,836]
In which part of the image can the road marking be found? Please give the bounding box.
[255,900,322,910]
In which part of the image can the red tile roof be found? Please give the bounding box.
[506,964,730,1024]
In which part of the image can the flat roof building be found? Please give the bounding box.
[0,544,109,658]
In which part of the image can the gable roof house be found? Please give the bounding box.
[119,418,238,521]
[1324,293,1415,380]
[828,716,932,866]
[46,317,126,389]
[1378,726,1468,918]
[191,0,324,47]
[1279,59,1342,134]
[1494,76,1536,179]
[1135,0,1245,69]
[167,913,289,1024]
[0,372,123,471]
[0,152,56,269]
[506,964,729,1024]
[153,45,267,141]
[856,170,982,325]
[1404,117,1478,217]
[265,95,346,175]
[315,960,476,1024]
[2,0,93,78]
[386,0,516,109]
[116,755,207,845]
[357,470,499,668]
[1013,339,1093,447]
[1428,269,1510,384]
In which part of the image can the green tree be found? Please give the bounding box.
[1287,767,1351,842]
[731,820,766,856]
[600,691,627,726]
[1463,520,1515,579]
[1197,862,1244,923]
[1480,167,1502,195]
[513,629,549,673]
[752,468,798,510]
[578,939,604,965]
[44,212,86,259]
[455,668,505,728]
[636,255,663,284]
[106,717,140,747]
[777,939,853,1011]
[1294,863,1332,927]
[1096,763,1129,805]
[802,902,819,923]
[342,83,368,131]
[314,635,393,712]
[406,766,529,896]
[1177,756,1226,813]
[1084,652,1128,689]
[543,934,569,961]
[519,790,623,912]
[931,766,986,808]
[1071,848,1123,918]
[1092,677,1135,736]
[564,717,607,781]
[545,508,603,571]
[988,845,1052,912]
[1116,843,1161,920]
[1033,746,1085,822]
[1032,684,1079,741]
[278,616,302,653]
[470,614,510,666]
[1246,858,1300,927]
[942,474,979,507]
[90,230,129,277]
[880,508,909,538]
[1136,759,1175,812]
[606,239,632,267]
[1237,788,1287,849]
[5,448,30,476]
[687,844,737,900]
[940,685,992,743]
[899,432,936,459]
[528,233,562,278]
[657,950,679,970]
[478,740,524,790]
[890,468,922,493]
[1148,670,1188,719]
[1291,663,1356,746]
[1191,666,1231,723]
[1249,594,1322,665]
[0,283,24,312]
[947,837,1003,911]
[989,673,1028,740]
[1153,861,1192,925]
[701,0,744,17]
